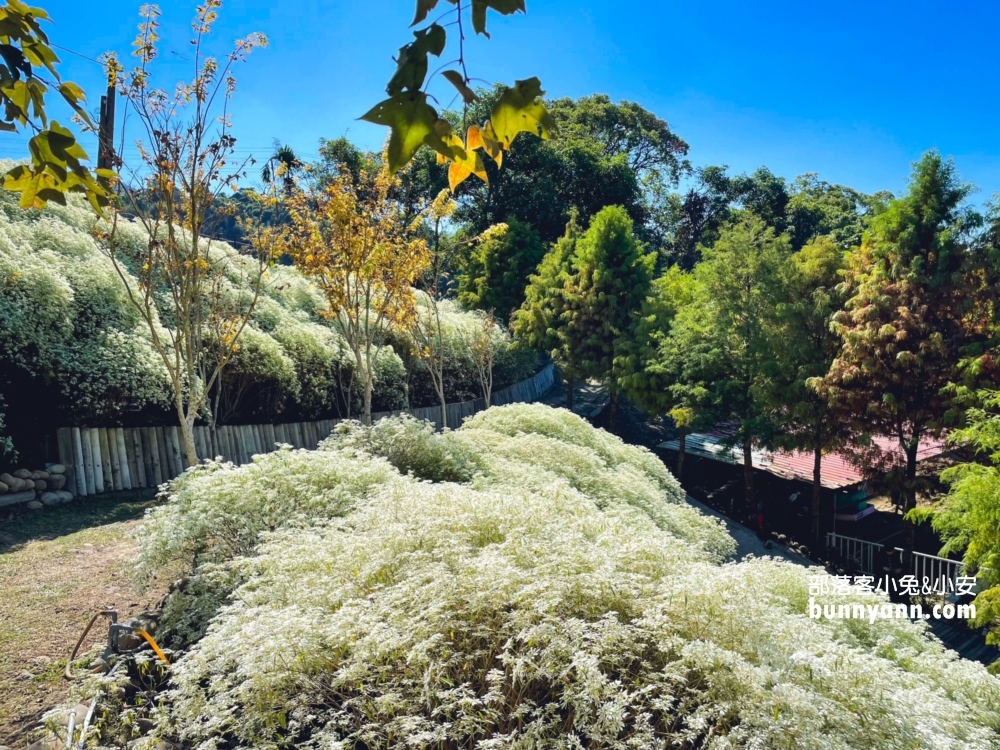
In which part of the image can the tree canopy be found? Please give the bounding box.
[820,152,987,558]
[455,90,688,244]
[458,217,546,322]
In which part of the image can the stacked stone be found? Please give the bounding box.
[0,464,72,510]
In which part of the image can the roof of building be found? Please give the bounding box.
[657,431,950,490]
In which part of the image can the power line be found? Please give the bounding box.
[50,42,104,67]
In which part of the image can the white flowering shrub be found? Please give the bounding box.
[0,176,511,454]
[0,194,173,424]
[324,414,484,483]
[323,405,733,560]
[134,447,402,581]
[401,296,536,405]
[152,466,1000,749]
[131,404,1000,749]
[132,446,403,643]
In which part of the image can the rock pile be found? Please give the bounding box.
[0,464,72,509]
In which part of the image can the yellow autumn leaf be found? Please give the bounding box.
[447,129,488,191]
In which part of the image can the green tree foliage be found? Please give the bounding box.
[563,205,655,428]
[315,137,449,227]
[513,213,586,407]
[458,217,545,322]
[920,391,1000,644]
[617,265,707,477]
[655,166,877,269]
[456,91,688,244]
[785,174,884,251]
[261,143,303,194]
[820,152,988,560]
[668,217,791,506]
[773,236,848,544]
[0,0,111,212]
[651,165,738,270]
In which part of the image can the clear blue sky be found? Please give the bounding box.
[14,0,1000,200]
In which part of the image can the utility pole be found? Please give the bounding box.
[97,83,116,171]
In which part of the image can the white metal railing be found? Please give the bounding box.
[826,533,966,592]
[826,533,882,575]
[911,550,965,592]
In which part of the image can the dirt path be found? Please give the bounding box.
[0,491,165,748]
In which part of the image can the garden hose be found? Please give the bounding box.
[64,609,116,681]
[133,628,170,665]
[65,610,170,681]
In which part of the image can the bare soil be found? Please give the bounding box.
[0,491,165,748]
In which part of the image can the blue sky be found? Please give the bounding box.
[14,0,1000,200]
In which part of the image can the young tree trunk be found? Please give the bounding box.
[812,443,823,547]
[743,437,754,509]
[363,376,373,426]
[566,375,575,411]
[180,415,198,467]
[677,427,686,481]
[608,389,619,432]
[902,441,919,568]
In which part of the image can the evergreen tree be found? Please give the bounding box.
[566,205,656,428]
[617,265,708,479]
[773,236,848,545]
[513,214,585,409]
[669,217,791,507]
[459,217,546,323]
[819,152,982,561]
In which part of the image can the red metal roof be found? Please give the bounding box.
[658,431,950,489]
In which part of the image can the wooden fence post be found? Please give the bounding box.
[80,428,96,495]
[92,428,107,493]
[145,428,161,487]
[125,428,141,488]
[56,428,77,497]
[71,428,87,496]
[108,427,123,491]
[130,428,147,488]
[154,427,169,480]
[115,428,132,490]
[166,427,183,477]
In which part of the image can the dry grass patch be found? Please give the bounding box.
[0,491,166,747]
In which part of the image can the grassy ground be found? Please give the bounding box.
[0,490,167,747]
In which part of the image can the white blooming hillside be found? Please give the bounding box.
[0,184,531,438]
[140,405,1000,750]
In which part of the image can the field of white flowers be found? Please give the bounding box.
[0,182,531,439]
[130,404,1000,749]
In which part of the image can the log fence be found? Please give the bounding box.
[54,363,555,498]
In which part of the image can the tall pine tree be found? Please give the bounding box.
[669,217,791,507]
[566,206,655,428]
[513,214,586,409]
[820,152,982,561]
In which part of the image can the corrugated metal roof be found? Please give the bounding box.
[657,431,950,489]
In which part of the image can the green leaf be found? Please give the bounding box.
[46,122,90,162]
[441,70,477,103]
[3,163,51,209]
[490,77,557,148]
[386,23,446,96]
[411,0,450,26]
[21,38,59,78]
[2,79,30,123]
[57,82,93,126]
[0,44,29,80]
[360,92,462,173]
[470,0,525,37]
